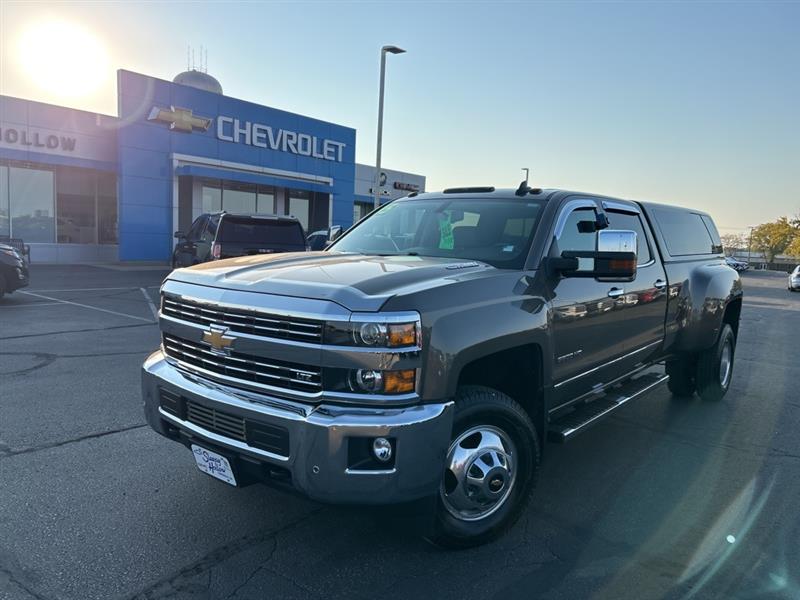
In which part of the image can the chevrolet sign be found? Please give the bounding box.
[216,116,346,162]
[148,106,212,133]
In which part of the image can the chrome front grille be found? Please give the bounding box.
[163,334,322,394]
[161,295,323,344]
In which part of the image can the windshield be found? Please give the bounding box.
[217,217,306,247]
[329,197,545,269]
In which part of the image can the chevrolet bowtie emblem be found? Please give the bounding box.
[147,106,212,133]
[202,325,235,354]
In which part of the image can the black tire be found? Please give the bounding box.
[696,324,736,402]
[666,357,697,397]
[427,386,539,549]
[0,275,6,300]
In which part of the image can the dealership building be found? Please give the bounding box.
[0,69,425,262]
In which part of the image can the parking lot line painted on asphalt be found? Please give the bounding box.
[19,291,156,323]
[27,286,161,293]
[141,287,159,320]
[0,302,63,308]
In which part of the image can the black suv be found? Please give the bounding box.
[172,212,308,268]
[0,243,29,299]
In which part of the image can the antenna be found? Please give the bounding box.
[186,46,190,70]
[515,168,531,196]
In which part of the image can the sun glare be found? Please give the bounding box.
[17,20,110,99]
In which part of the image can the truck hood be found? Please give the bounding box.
[167,252,494,312]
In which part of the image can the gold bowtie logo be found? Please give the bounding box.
[202,325,235,353]
[147,106,212,133]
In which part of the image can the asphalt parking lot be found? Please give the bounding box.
[1,266,799,600]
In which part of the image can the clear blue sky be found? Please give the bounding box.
[1,1,798,233]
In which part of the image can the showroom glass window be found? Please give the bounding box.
[222,181,256,213]
[0,162,117,244]
[288,189,310,232]
[10,166,55,243]
[201,181,222,213]
[353,201,372,224]
[56,166,96,243]
[0,165,8,237]
[257,185,276,214]
[97,172,117,244]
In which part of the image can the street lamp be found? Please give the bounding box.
[373,45,406,209]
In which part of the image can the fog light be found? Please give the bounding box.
[372,437,392,462]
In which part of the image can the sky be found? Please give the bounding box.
[1,1,798,234]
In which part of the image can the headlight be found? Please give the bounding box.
[324,313,421,348]
[324,367,417,395]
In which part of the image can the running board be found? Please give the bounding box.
[547,370,669,443]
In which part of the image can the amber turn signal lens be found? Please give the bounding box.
[383,369,415,394]
[387,323,417,347]
[609,259,635,271]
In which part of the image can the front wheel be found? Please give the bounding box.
[427,386,539,549]
[696,324,736,401]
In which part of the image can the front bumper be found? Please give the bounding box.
[142,351,454,504]
[2,261,28,292]
[790,278,800,290]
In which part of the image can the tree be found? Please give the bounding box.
[750,217,797,262]
[786,234,800,258]
[720,233,746,256]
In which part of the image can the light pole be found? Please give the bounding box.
[748,226,754,266]
[373,45,406,209]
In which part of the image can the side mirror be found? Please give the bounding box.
[549,230,638,280]
[328,225,343,242]
[174,231,186,239]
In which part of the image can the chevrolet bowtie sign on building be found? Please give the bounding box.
[147,106,212,133]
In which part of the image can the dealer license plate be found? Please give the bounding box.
[191,444,237,486]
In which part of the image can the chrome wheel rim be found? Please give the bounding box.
[440,425,516,522]
[719,339,733,387]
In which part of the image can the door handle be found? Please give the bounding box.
[653,279,667,289]
[607,287,625,298]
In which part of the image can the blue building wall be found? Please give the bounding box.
[0,95,117,172]
[116,70,356,261]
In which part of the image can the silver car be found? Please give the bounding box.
[789,266,800,292]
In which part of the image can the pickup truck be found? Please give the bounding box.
[142,185,742,548]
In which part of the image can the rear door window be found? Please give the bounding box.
[652,209,718,256]
[187,216,205,241]
[217,217,306,247]
[606,211,652,265]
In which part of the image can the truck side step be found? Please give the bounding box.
[547,369,669,443]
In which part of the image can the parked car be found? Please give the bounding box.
[307,229,329,251]
[172,212,307,268]
[725,256,749,272]
[143,185,741,548]
[306,227,345,251]
[0,243,30,299]
[0,236,31,263]
[789,265,800,292]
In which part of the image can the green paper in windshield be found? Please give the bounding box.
[438,214,454,249]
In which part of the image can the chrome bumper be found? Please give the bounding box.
[142,351,454,504]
